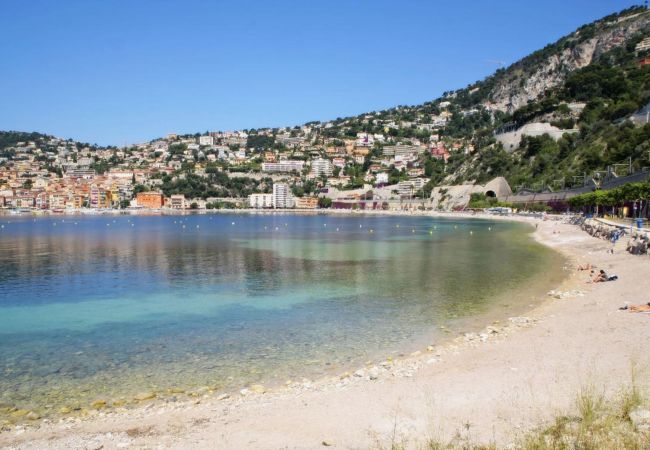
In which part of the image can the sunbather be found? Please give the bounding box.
[619,302,650,312]
[590,269,608,283]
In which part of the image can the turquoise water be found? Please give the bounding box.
[0,213,564,420]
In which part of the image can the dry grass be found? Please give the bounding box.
[375,377,648,450]
[518,382,648,450]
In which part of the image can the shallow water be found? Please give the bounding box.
[0,213,564,419]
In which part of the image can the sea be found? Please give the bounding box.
[0,212,565,421]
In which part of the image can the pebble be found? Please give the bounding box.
[134,392,156,401]
[25,411,40,420]
[91,399,107,409]
[368,366,380,380]
[249,384,266,394]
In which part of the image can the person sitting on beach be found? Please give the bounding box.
[591,269,608,283]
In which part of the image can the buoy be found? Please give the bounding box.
[488,227,492,231]
[275,227,279,230]
[182,225,186,228]
[264,226,267,230]
[396,224,400,228]
[359,224,362,228]
[412,229,415,233]
[470,230,473,235]
[196,225,200,229]
[231,222,235,225]
[454,225,457,229]
[429,230,433,234]
[369,229,374,233]
[336,227,339,231]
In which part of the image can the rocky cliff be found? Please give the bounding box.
[481,9,650,112]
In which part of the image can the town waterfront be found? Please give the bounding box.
[0,213,564,421]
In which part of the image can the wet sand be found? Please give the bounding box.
[1,214,649,449]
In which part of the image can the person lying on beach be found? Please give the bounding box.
[577,263,594,271]
[619,302,650,312]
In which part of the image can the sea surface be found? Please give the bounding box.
[0,213,564,420]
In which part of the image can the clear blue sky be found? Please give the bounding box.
[0,0,639,146]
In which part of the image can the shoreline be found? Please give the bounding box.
[2,213,648,449]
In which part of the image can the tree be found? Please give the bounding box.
[318,197,332,208]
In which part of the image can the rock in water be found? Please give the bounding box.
[250,384,266,394]
[134,392,156,401]
[90,400,107,409]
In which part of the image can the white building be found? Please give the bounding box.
[169,194,187,209]
[397,181,416,197]
[382,145,424,158]
[262,161,304,173]
[249,193,273,208]
[375,172,389,185]
[199,136,214,146]
[273,183,293,208]
[311,158,333,177]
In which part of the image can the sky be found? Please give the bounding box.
[0,0,641,146]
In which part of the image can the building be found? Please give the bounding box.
[136,192,164,209]
[261,161,304,173]
[397,181,417,197]
[375,172,389,185]
[169,194,187,209]
[199,136,214,146]
[272,183,293,208]
[311,158,333,177]
[89,184,112,208]
[294,196,318,209]
[249,193,273,208]
[383,145,424,158]
[636,36,650,55]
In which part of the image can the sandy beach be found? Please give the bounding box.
[1,214,649,449]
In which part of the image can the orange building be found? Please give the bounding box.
[294,196,318,209]
[137,192,164,209]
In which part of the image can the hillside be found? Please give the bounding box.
[1,5,650,206]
